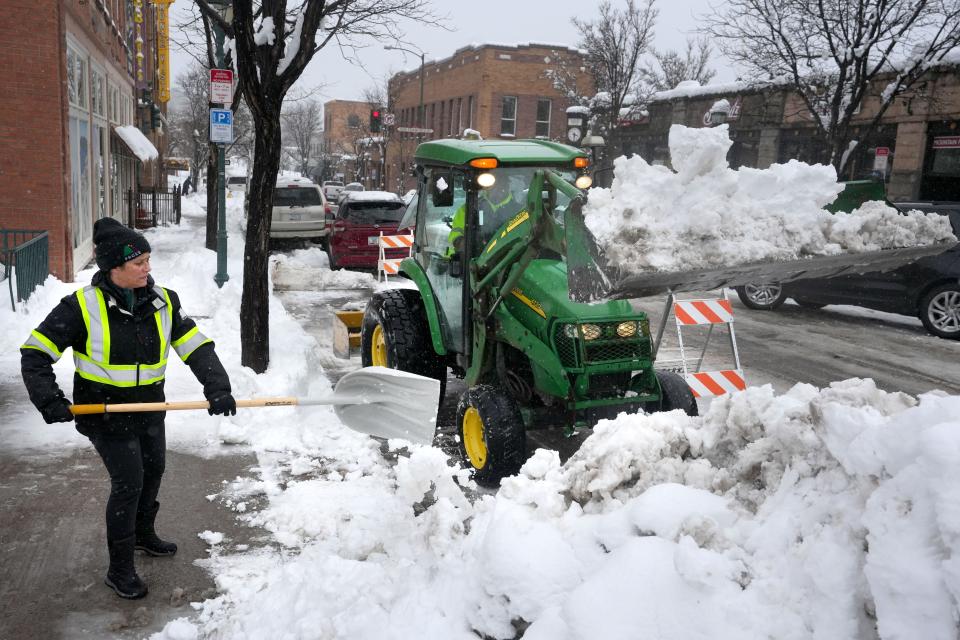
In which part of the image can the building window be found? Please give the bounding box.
[91,68,106,118]
[535,98,551,138]
[467,95,474,130]
[66,45,88,109]
[347,113,361,128]
[456,97,462,136]
[500,96,517,137]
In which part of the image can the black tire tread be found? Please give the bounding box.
[649,370,699,416]
[456,385,526,487]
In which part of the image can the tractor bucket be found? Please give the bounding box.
[564,198,958,302]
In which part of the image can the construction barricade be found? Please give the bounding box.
[377,232,414,282]
[653,292,746,398]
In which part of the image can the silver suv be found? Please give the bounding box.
[270,178,330,242]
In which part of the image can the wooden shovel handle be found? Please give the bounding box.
[70,397,300,415]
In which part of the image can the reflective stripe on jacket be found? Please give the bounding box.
[68,285,210,387]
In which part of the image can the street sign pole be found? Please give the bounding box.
[211,33,230,288]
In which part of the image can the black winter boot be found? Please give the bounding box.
[135,501,178,557]
[105,535,148,599]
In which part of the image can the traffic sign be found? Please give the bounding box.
[383,113,396,126]
[210,69,234,105]
[396,126,433,134]
[209,108,234,144]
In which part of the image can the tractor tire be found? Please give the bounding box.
[919,283,960,340]
[646,371,698,416]
[793,298,826,309]
[456,385,526,487]
[361,289,446,400]
[735,284,787,310]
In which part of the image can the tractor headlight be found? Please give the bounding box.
[563,324,578,339]
[616,321,638,338]
[580,323,602,341]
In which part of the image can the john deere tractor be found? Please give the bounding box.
[360,138,953,486]
[360,139,695,486]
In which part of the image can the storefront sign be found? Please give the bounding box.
[933,136,960,149]
[155,0,175,103]
[134,0,144,84]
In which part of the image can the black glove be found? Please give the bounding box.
[207,393,237,416]
[40,397,74,424]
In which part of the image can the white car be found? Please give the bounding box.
[227,176,248,192]
[270,178,331,242]
[322,180,344,201]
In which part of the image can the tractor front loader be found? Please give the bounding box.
[361,138,955,486]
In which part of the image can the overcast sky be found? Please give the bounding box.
[169,0,736,104]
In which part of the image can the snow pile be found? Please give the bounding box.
[584,125,955,273]
[153,379,960,640]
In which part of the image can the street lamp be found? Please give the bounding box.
[383,45,426,134]
[208,0,232,288]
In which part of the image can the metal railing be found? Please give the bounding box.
[1,229,49,311]
[127,186,182,229]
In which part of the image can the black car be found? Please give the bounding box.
[736,205,960,340]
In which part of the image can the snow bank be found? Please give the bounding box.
[584,125,955,273]
[153,379,960,640]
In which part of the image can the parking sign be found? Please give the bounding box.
[209,108,234,144]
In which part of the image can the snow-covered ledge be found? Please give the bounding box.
[114,125,159,163]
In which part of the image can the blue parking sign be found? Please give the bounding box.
[209,108,234,143]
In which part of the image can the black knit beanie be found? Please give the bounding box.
[93,218,151,271]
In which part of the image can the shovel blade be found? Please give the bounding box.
[330,367,440,446]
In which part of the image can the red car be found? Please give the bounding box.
[326,191,409,269]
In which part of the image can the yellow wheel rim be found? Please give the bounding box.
[462,407,487,469]
[371,324,388,367]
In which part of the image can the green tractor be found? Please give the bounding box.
[360,139,695,486]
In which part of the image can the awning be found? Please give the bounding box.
[114,125,159,163]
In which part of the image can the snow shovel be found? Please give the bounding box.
[70,366,440,446]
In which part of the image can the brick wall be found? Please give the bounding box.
[0,1,72,278]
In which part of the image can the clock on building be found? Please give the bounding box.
[567,127,582,143]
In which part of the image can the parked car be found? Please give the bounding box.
[736,206,960,340]
[326,191,407,269]
[227,176,248,192]
[270,178,331,243]
[322,180,344,201]
[336,182,365,205]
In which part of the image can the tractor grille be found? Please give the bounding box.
[552,322,650,368]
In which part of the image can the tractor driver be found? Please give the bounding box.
[446,172,525,259]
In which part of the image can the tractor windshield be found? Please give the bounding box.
[478,166,577,242]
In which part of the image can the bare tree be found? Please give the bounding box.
[704,0,960,174]
[572,0,658,166]
[195,0,438,372]
[282,98,322,176]
[641,38,716,92]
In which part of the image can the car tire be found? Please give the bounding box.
[456,385,526,487]
[793,298,827,309]
[735,284,787,310]
[919,283,960,340]
[361,289,446,400]
[645,371,698,416]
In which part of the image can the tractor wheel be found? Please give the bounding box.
[919,283,960,340]
[735,284,787,310]
[646,371,698,416]
[361,289,446,399]
[456,385,526,487]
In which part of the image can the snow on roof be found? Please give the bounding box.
[566,106,591,116]
[344,190,401,202]
[651,78,790,102]
[114,125,158,162]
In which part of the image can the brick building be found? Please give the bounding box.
[384,43,594,193]
[322,99,381,187]
[619,63,960,202]
[0,0,168,281]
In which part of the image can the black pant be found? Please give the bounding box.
[89,424,166,542]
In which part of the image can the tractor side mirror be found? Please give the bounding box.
[431,172,454,208]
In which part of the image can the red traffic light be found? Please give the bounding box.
[372,110,380,117]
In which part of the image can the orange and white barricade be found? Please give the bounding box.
[653,292,746,398]
[377,232,414,282]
